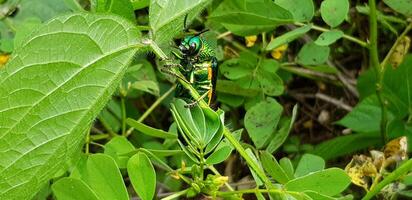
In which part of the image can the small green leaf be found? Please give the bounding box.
[266,25,312,51]
[266,104,298,153]
[320,0,349,27]
[285,168,351,196]
[279,157,295,180]
[295,154,325,177]
[206,145,232,165]
[315,30,344,46]
[220,53,284,96]
[104,136,136,168]
[127,152,156,200]
[246,149,264,186]
[170,99,222,149]
[260,151,290,184]
[123,61,159,96]
[297,42,330,65]
[130,80,160,96]
[85,154,129,200]
[274,0,315,22]
[96,0,135,22]
[52,178,99,200]
[127,118,177,139]
[210,0,293,36]
[383,0,412,16]
[245,98,283,149]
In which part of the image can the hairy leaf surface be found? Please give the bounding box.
[0,13,141,199]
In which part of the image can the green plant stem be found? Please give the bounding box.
[362,159,412,200]
[90,134,110,141]
[369,0,388,144]
[98,116,117,137]
[161,189,189,200]
[294,22,368,48]
[148,40,274,189]
[121,97,127,136]
[125,84,176,137]
[381,21,412,68]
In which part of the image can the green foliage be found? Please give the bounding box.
[84,154,129,200]
[244,97,283,149]
[266,25,312,51]
[127,118,177,139]
[320,0,349,27]
[209,0,293,36]
[0,0,411,199]
[149,0,211,47]
[127,152,156,200]
[0,13,140,199]
[315,30,344,46]
[297,42,330,65]
[52,178,99,200]
[274,0,314,22]
[383,0,412,16]
[95,0,135,21]
[285,168,351,196]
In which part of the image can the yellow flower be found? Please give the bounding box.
[245,35,257,47]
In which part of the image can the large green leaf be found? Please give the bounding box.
[149,0,212,47]
[209,0,293,36]
[0,13,140,199]
[127,152,156,200]
[245,97,283,149]
[84,154,129,200]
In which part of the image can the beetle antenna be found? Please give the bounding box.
[195,29,209,36]
[183,14,189,32]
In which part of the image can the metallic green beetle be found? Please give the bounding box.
[167,16,218,109]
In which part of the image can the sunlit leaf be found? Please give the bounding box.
[127,152,156,200]
[0,13,140,199]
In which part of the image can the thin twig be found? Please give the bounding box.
[315,93,353,112]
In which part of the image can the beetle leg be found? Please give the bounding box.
[184,90,210,108]
[160,67,190,84]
